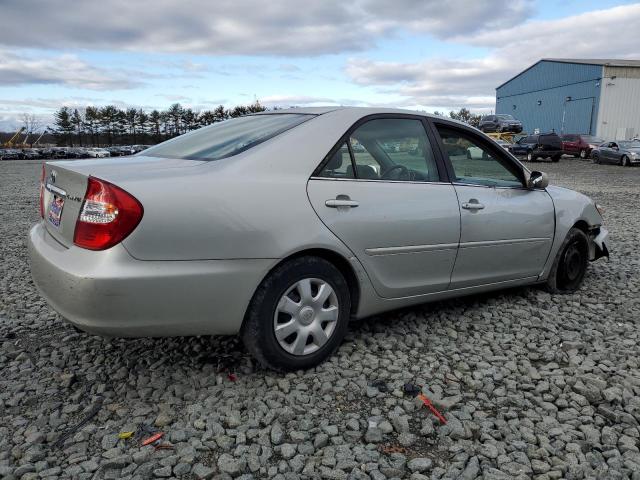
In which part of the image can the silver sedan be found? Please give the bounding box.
[28,107,609,370]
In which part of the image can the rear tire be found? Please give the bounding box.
[241,256,351,371]
[621,155,630,167]
[527,151,535,162]
[545,227,589,294]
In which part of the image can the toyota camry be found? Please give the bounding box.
[28,107,609,371]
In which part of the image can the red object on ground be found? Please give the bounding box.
[227,373,237,381]
[141,432,164,446]
[417,393,447,425]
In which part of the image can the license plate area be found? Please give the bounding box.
[48,194,65,228]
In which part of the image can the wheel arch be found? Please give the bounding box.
[244,248,362,324]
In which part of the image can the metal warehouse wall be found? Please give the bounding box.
[596,66,640,139]
[496,61,603,135]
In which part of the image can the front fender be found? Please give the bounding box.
[539,185,607,280]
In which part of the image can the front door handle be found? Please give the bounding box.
[461,200,485,210]
[325,196,359,208]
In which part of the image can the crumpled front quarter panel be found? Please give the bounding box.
[539,185,603,279]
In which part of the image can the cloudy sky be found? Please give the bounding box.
[1,0,639,130]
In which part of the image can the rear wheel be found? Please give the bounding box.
[545,227,589,293]
[242,256,351,371]
[621,155,630,167]
[526,151,535,162]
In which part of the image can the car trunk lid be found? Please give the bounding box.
[41,156,205,247]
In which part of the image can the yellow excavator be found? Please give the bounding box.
[485,131,526,143]
[3,127,26,148]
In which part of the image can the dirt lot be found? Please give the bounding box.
[1,158,639,480]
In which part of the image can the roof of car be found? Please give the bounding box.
[256,106,462,122]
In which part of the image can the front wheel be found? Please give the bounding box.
[579,149,587,159]
[552,154,561,163]
[592,152,600,164]
[526,151,535,162]
[545,228,589,293]
[621,155,630,167]
[241,256,351,371]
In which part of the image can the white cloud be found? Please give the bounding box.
[345,4,640,111]
[0,49,142,90]
[0,0,533,56]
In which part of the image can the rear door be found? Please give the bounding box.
[601,142,616,163]
[431,121,555,289]
[307,116,460,298]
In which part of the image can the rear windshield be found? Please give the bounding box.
[143,114,313,161]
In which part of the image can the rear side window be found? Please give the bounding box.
[540,135,561,147]
[143,114,313,161]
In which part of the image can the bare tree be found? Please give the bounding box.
[22,113,42,146]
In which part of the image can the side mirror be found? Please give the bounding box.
[528,170,549,189]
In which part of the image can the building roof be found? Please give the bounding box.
[497,58,640,90]
[544,58,640,67]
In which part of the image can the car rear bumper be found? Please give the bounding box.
[28,222,272,337]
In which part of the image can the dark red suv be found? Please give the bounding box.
[561,134,604,159]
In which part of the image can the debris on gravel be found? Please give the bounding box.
[1,159,639,479]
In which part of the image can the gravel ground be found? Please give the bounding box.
[1,158,639,480]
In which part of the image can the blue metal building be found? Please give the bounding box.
[496,58,640,138]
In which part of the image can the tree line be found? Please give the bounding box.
[47,103,482,147]
[49,101,266,147]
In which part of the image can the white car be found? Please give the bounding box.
[86,148,110,158]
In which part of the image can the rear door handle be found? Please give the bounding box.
[461,201,485,210]
[325,198,359,208]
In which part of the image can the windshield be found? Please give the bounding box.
[583,136,604,143]
[143,114,313,161]
[497,114,515,120]
[619,141,640,148]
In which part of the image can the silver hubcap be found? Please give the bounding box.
[273,278,339,356]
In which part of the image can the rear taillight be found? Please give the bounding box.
[73,177,143,251]
[39,164,45,218]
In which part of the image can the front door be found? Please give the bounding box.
[307,117,460,298]
[432,123,555,289]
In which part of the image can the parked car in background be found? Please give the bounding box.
[479,114,523,133]
[105,146,123,156]
[131,145,149,153]
[561,134,604,159]
[29,107,609,371]
[86,148,110,158]
[495,139,513,151]
[118,146,137,156]
[510,133,563,162]
[66,148,88,159]
[22,149,42,160]
[591,140,640,166]
[1,149,22,160]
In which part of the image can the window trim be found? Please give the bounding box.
[427,118,528,189]
[311,113,450,183]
